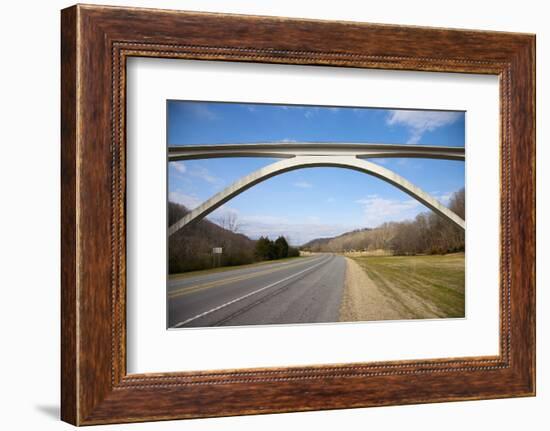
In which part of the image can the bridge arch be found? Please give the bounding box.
[168,155,465,236]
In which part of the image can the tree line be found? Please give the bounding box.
[302,188,465,256]
[168,202,300,274]
[168,202,256,273]
[169,188,464,273]
[389,187,464,255]
[254,236,300,260]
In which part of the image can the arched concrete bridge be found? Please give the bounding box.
[168,143,465,237]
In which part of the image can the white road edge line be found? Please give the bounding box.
[168,255,321,289]
[172,255,333,328]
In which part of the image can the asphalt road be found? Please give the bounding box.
[167,254,346,328]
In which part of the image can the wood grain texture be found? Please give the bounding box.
[60,6,78,425]
[60,4,536,425]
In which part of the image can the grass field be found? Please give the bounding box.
[351,253,465,319]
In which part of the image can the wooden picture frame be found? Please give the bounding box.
[61,4,535,425]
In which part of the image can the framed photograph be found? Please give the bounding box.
[165,101,466,330]
[61,4,535,425]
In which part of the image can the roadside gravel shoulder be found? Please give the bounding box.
[339,257,443,321]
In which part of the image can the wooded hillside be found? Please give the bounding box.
[302,188,465,255]
[168,202,256,273]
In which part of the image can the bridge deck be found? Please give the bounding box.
[168,143,465,161]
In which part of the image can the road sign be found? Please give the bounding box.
[212,247,223,254]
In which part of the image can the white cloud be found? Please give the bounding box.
[240,215,290,225]
[434,191,453,205]
[203,203,376,245]
[169,200,242,224]
[231,214,359,245]
[190,165,220,184]
[299,106,320,119]
[304,109,315,119]
[428,190,455,205]
[386,110,462,144]
[168,191,202,209]
[170,160,222,185]
[188,104,218,120]
[355,194,422,227]
[170,161,187,174]
[293,181,313,189]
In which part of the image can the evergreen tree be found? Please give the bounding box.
[255,236,272,260]
[274,236,289,258]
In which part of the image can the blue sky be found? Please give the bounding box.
[168,101,465,245]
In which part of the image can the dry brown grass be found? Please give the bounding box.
[340,253,465,322]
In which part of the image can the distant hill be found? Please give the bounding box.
[168,202,256,274]
[301,228,372,251]
[301,188,465,255]
[301,228,380,253]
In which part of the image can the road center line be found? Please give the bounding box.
[168,256,323,298]
[172,255,332,328]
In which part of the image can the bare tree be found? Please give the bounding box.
[169,203,255,274]
[301,188,465,256]
[216,211,240,233]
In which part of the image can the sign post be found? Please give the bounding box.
[212,247,223,267]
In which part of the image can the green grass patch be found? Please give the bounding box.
[351,253,465,318]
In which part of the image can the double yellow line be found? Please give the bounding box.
[168,257,322,299]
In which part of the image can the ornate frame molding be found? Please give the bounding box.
[61,5,535,425]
